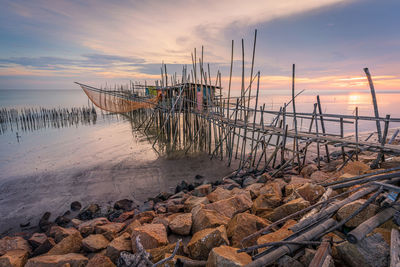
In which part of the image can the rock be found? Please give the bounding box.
[114,199,133,211]
[370,228,391,245]
[336,199,378,227]
[78,204,100,220]
[70,201,82,211]
[49,226,80,243]
[242,177,257,187]
[147,242,184,263]
[39,212,53,232]
[47,231,82,255]
[220,179,240,190]
[207,187,234,203]
[296,183,325,203]
[310,171,330,183]
[123,220,142,235]
[300,164,318,178]
[55,215,71,227]
[252,193,281,215]
[175,180,192,193]
[257,220,296,252]
[25,253,88,267]
[152,216,169,229]
[184,196,210,212]
[192,208,230,234]
[335,233,389,267]
[299,248,316,266]
[204,194,252,218]
[206,245,252,267]
[0,236,31,255]
[265,198,310,222]
[82,234,110,252]
[134,211,155,224]
[28,233,47,248]
[153,192,173,203]
[0,249,29,267]
[78,217,110,237]
[106,232,132,262]
[256,173,272,183]
[95,223,125,240]
[168,213,192,235]
[342,161,370,175]
[167,203,185,213]
[227,213,270,247]
[130,224,168,252]
[113,210,135,223]
[244,183,265,199]
[187,226,229,260]
[71,219,83,228]
[285,176,311,195]
[86,254,116,267]
[276,255,304,267]
[193,184,212,197]
[32,237,55,256]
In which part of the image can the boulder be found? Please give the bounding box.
[114,199,133,211]
[342,161,370,175]
[82,234,110,252]
[265,198,310,222]
[168,213,192,235]
[78,204,100,220]
[152,216,169,229]
[245,183,265,199]
[296,183,325,203]
[95,223,125,240]
[259,182,282,198]
[0,249,29,267]
[71,219,83,228]
[310,171,330,183]
[47,231,82,255]
[187,226,229,260]
[242,176,257,187]
[130,224,168,252]
[123,220,142,235]
[147,242,184,263]
[105,232,132,262]
[86,254,115,267]
[192,208,230,234]
[226,213,270,247]
[193,184,212,197]
[70,201,82,211]
[300,164,318,178]
[206,245,252,267]
[77,217,110,237]
[336,199,378,227]
[0,236,31,255]
[134,211,155,224]
[204,194,252,218]
[207,187,234,203]
[335,233,389,267]
[257,220,297,252]
[49,226,80,243]
[252,194,281,215]
[38,212,53,232]
[25,253,88,267]
[32,237,55,256]
[113,210,135,223]
[184,196,209,212]
[28,233,47,248]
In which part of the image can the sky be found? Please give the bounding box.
[0,0,399,93]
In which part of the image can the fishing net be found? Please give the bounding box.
[78,84,158,113]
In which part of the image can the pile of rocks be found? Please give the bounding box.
[0,157,399,267]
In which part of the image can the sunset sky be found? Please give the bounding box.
[1,0,399,92]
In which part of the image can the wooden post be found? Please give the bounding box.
[364,67,382,142]
[390,228,400,267]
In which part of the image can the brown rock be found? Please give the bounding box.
[193,184,212,197]
[259,182,282,197]
[169,213,192,235]
[207,187,234,203]
[82,234,110,252]
[227,213,270,247]
[123,220,142,235]
[134,211,155,224]
[296,183,325,203]
[105,232,132,262]
[113,210,135,223]
[342,161,370,175]
[192,208,230,233]
[187,226,229,260]
[310,171,330,183]
[130,224,168,252]
[77,217,110,237]
[370,228,391,245]
[206,245,252,267]
[32,237,56,256]
[244,183,265,199]
[0,250,29,267]
[0,236,31,255]
[265,198,310,222]
[28,233,47,248]
[147,242,184,263]
[184,196,210,212]
[47,231,82,255]
[167,203,185,213]
[300,164,318,178]
[257,220,296,252]
[152,216,169,229]
[337,199,378,227]
[49,226,80,243]
[252,193,281,215]
[204,194,252,218]
[25,253,88,267]
[71,219,83,228]
[95,223,125,240]
[86,254,115,267]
